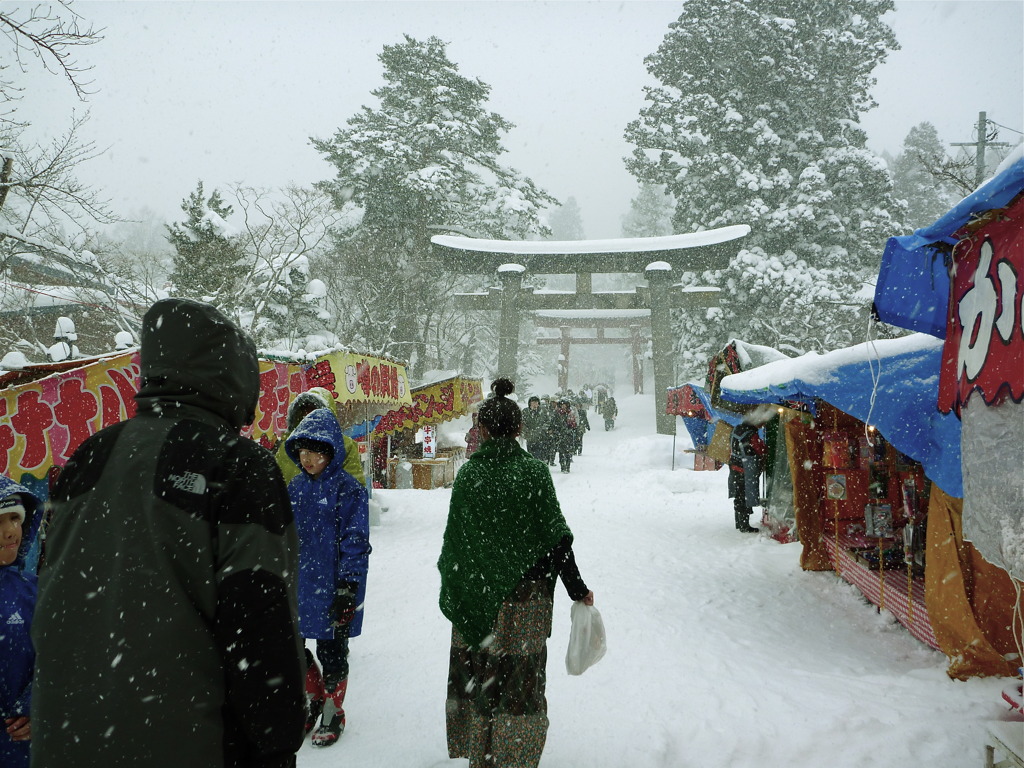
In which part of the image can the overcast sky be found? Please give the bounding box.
[14,0,1024,240]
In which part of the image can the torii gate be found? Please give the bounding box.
[533,310,650,394]
[432,226,750,434]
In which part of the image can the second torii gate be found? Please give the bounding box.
[533,310,650,394]
[432,226,749,434]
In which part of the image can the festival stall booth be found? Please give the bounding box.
[665,382,736,471]
[0,347,412,506]
[373,374,484,490]
[718,333,1024,679]
[702,339,796,541]
[870,149,1023,690]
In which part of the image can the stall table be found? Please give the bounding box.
[387,447,465,489]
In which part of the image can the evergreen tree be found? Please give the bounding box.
[621,183,674,237]
[547,196,585,240]
[890,122,958,230]
[166,181,245,304]
[624,1,902,376]
[311,35,556,375]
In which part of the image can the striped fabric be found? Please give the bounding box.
[824,535,939,649]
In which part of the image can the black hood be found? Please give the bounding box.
[134,298,259,429]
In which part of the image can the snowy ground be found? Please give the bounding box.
[297,389,1017,768]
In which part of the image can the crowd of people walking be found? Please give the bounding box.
[519,386,617,474]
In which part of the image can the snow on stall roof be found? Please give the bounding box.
[726,338,792,372]
[722,334,942,394]
[412,369,463,389]
[431,225,750,254]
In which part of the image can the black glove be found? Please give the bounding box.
[330,583,359,627]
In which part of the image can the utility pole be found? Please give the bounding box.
[951,111,1011,187]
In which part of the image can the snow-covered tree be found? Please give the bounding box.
[230,184,341,350]
[890,122,957,230]
[311,34,557,376]
[166,181,245,304]
[547,196,585,240]
[621,183,674,238]
[624,0,903,376]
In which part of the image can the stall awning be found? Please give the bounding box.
[374,375,484,436]
[719,334,963,497]
[873,147,1024,338]
[1,348,412,481]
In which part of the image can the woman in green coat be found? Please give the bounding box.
[438,378,594,768]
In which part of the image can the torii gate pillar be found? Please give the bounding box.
[497,264,526,382]
[646,263,677,435]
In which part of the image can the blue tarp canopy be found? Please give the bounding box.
[874,148,1024,337]
[718,334,963,497]
[673,382,743,448]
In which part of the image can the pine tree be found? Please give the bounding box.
[311,35,556,375]
[621,183,674,238]
[890,122,960,229]
[547,197,585,240]
[624,0,903,376]
[166,181,245,304]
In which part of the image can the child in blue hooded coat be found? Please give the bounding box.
[0,475,41,768]
[285,408,370,748]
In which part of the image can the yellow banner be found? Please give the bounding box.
[374,375,483,436]
[1,350,410,481]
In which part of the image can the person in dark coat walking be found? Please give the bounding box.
[33,298,306,768]
[521,396,549,462]
[601,396,618,431]
[285,408,371,747]
[728,418,766,533]
[1,477,40,768]
[574,402,591,455]
[551,399,578,473]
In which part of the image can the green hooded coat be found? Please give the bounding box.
[438,437,572,649]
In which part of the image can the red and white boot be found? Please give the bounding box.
[304,652,326,735]
[311,678,347,747]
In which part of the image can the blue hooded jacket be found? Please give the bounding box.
[286,409,370,639]
[0,475,40,768]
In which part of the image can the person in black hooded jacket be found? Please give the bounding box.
[32,298,306,768]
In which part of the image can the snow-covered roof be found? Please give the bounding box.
[431,225,750,255]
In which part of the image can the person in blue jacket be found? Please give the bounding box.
[285,407,371,748]
[0,475,41,768]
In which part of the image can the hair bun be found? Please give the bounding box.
[491,377,515,398]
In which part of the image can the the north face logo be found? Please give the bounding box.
[169,472,207,495]
[7,611,24,625]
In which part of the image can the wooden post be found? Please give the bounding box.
[558,326,571,392]
[496,264,526,382]
[646,262,676,435]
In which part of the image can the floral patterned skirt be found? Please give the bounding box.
[446,577,554,768]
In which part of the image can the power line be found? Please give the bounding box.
[950,111,1012,187]
[987,119,1023,136]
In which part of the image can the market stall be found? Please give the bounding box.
[1,346,412,490]
[720,334,1022,677]
[871,146,1023,681]
[373,374,484,489]
[698,339,796,540]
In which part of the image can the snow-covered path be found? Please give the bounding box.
[297,391,1012,767]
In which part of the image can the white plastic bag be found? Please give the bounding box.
[565,601,607,675]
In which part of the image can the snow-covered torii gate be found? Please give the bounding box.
[432,226,750,434]
[533,310,650,395]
